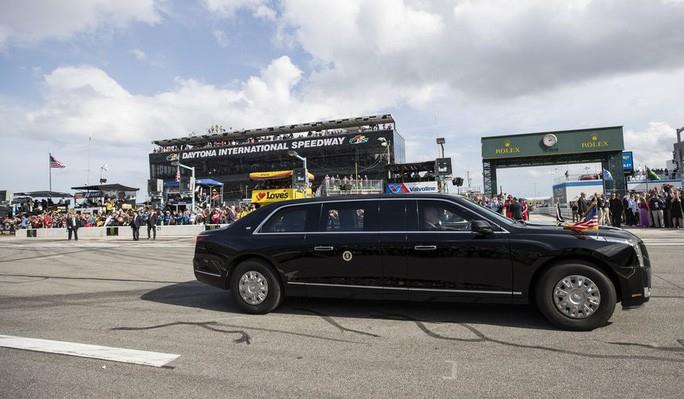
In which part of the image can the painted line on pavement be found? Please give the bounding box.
[0,334,179,368]
[0,243,194,248]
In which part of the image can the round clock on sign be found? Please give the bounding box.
[542,134,558,148]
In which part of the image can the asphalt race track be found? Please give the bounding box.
[1,228,683,398]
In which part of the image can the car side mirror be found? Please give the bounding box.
[471,220,494,236]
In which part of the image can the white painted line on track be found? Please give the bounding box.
[0,243,194,248]
[0,335,179,368]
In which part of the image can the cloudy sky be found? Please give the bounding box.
[1,0,683,198]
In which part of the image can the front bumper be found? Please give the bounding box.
[620,242,652,307]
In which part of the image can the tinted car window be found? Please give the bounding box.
[261,206,309,232]
[321,201,377,232]
[379,200,408,231]
[418,201,472,231]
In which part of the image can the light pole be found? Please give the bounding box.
[436,137,445,158]
[288,150,308,198]
[677,127,683,178]
[172,161,195,212]
[377,137,391,179]
[99,163,108,184]
[436,137,446,193]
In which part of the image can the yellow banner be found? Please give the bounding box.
[249,170,293,180]
[251,188,313,204]
[248,170,315,181]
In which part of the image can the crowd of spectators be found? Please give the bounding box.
[468,184,684,229]
[567,184,684,228]
[153,124,394,154]
[612,185,681,228]
[0,203,257,234]
[319,175,381,195]
[472,194,531,221]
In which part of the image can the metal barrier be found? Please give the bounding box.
[320,179,384,196]
[11,224,229,240]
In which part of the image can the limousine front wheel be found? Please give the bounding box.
[230,260,282,314]
[535,262,616,331]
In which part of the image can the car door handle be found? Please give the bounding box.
[414,245,437,251]
[314,245,334,252]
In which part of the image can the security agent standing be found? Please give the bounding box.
[66,212,80,241]
[147,209,158,240]
[577,193,588,218]
[510,198,524,221]
[131,212,142,241]
[609,193,623,227]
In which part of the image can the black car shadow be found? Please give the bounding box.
[141,281,555,331]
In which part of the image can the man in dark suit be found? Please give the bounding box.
[622,195,631,226]
[577,193,588,219]
[609,193,623,227]
[147,209,158,240]
[131,212,142,241]
[510,198,524,221]
[67,212,80,241]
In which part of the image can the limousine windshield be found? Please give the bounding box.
[463,198,516,226]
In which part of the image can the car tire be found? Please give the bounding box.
[229,259,282,314]
[535,262,616,331]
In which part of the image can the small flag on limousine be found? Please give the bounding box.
[564,200,599,232]
[49,154,65,168]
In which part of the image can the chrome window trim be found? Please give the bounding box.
[287,281,522,295]
[252,231,504,235]
[253,197,510,235]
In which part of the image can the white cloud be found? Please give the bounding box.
[0,56,354,194]
[213,29,230,48]
[4,57,351,146]
[280,0,684,105]
[3,0,684,197]
[0,0,160,48]
[128,48,147,61]
[204,0,277,20]
[625,123,678,171]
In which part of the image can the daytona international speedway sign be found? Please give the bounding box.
[179,134,371,160]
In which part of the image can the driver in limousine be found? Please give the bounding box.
[423,206,443,231]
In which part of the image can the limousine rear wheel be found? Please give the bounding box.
[535,262,616,331]
[230,260,282,314]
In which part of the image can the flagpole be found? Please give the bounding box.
[595,198,600,238]
[87,136,91,185]
[49,153,52,194]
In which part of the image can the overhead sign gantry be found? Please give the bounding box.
[481,126,625,196]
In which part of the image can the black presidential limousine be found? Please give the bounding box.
[193,194,651,330]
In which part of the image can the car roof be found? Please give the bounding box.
[265,193,467,207]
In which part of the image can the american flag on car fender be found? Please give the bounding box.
[564,200,598,232]
[50,154,65,168]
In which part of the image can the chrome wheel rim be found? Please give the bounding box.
[553,275,601,319]
[238,271,269,305]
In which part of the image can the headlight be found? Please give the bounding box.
[587,236,644,267]
[632,242,645,268]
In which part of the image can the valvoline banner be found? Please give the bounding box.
[386,181,438,194]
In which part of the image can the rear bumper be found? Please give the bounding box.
[193,254,227,289]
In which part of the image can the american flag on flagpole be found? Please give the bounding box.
[564,200,599,232]
[49,154,66,169]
